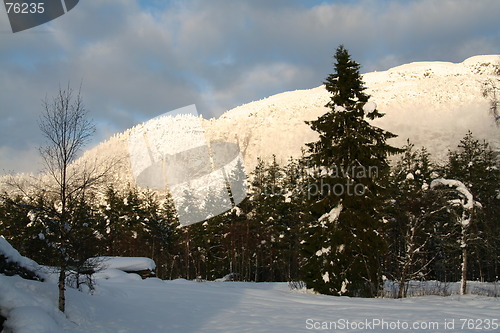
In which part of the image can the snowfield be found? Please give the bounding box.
[1,237,499,332]
[1,272,499,333]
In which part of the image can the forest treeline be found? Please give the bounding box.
[1,131,498,290]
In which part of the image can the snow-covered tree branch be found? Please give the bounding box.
[430,178,481,295]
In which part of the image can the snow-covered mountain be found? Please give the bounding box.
[80,55,499,186]
[204,55,500,170]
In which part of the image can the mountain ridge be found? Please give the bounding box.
[202,55,499,171]
[4,55,499,190]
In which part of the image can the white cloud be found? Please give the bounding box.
[209,62,315,111]
[0,146,43,175]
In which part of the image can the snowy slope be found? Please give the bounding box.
[0,236,41,274]
[76,55,499,185]
[205,55,500,171]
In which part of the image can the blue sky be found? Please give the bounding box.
[0,0,499,174]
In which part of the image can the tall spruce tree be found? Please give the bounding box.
[300,45,401,297]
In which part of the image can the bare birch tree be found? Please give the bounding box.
[38,84,98,312]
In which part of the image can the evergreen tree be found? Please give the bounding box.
[430,178,481,295]
[259,156,294,281]
[156,192,181,279]
[140,190,175,277]
[446,132,499,206]
[386,141,449,297]
[199,213,227,280]
[0,193,57,265]
[300,45,401,297]
[99,186,128,256]
[444,132,500,281]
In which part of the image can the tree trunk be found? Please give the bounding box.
[460,209,469,295]
[254,254,258,282]
[461,247,467,295]
[58,268,66,312]
[398,272,406,299]
[185,231,190,280]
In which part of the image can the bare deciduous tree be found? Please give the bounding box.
[38,84,102,312]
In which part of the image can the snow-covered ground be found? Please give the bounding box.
[1,270,499,332]
[1,236,499,332]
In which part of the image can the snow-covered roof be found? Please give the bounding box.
[0,236,40,273]
[92,256,156,272]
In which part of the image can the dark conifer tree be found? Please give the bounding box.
[386,141,449,297]
[100,186,128,256]
[300,45,401,297]
[444,132,500,281]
